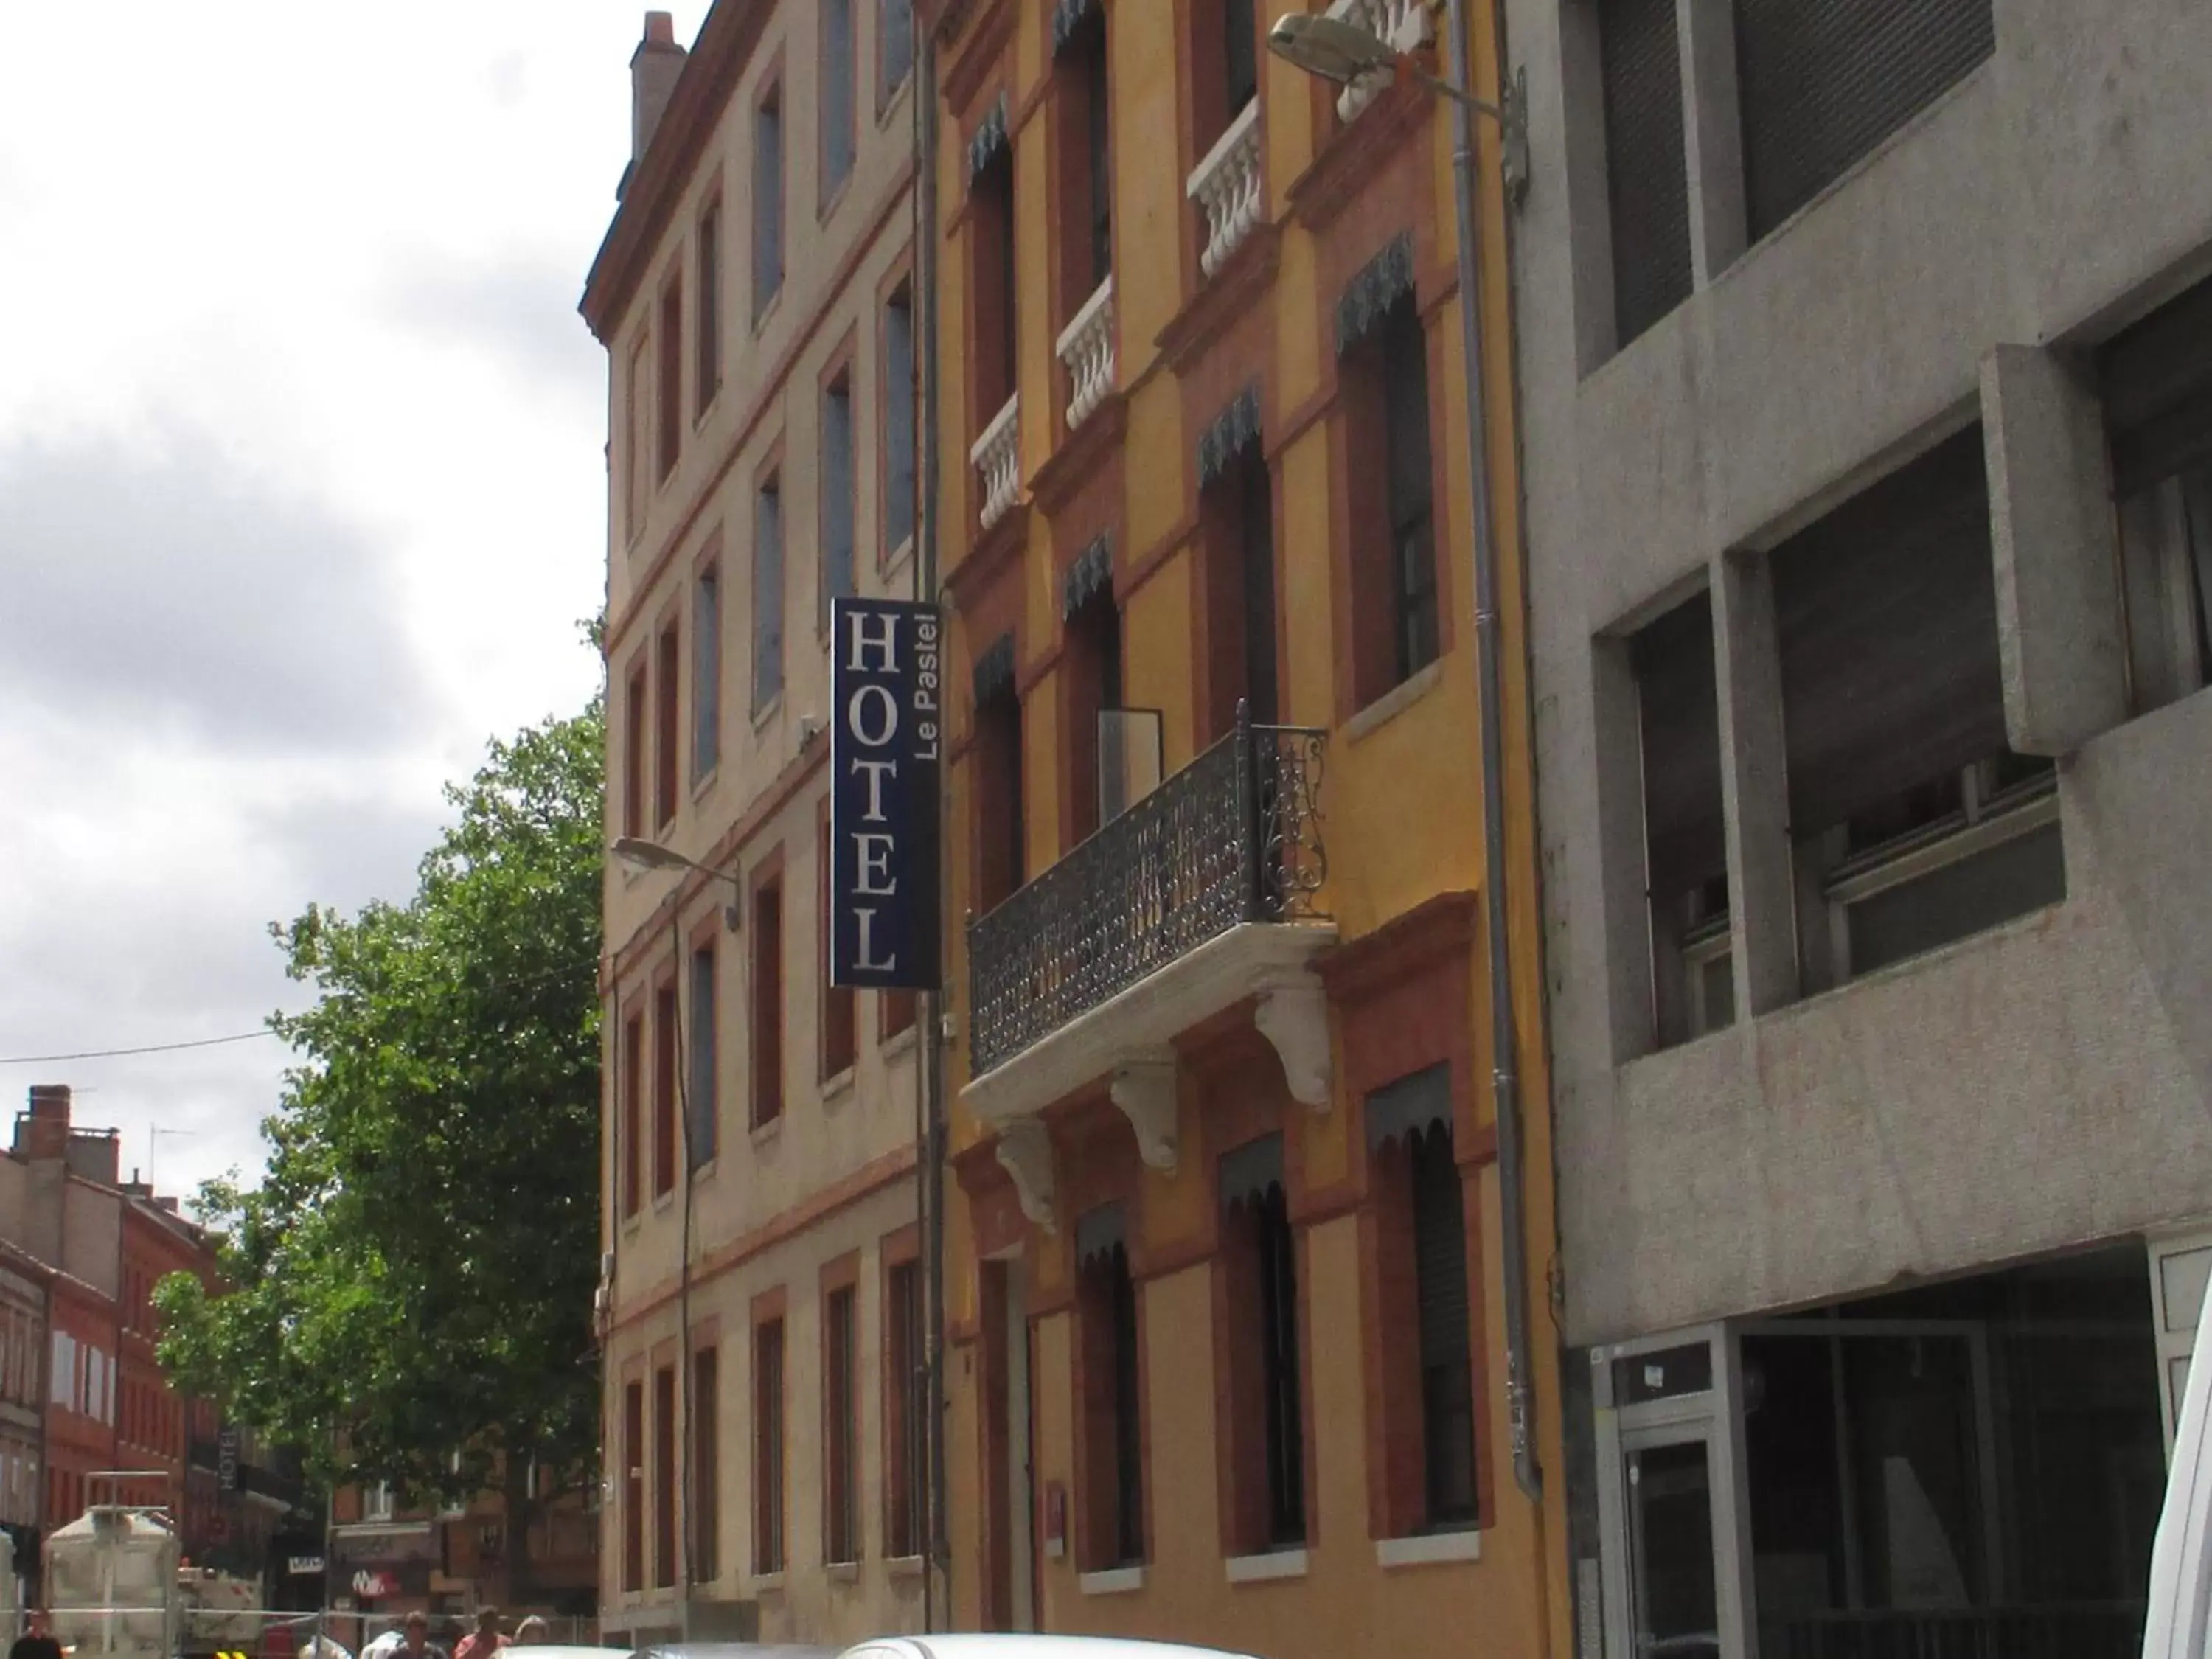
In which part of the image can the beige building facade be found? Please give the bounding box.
[582,3,929,1646]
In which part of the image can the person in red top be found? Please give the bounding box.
[451,1610,507,1659]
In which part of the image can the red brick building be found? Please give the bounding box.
[0,1084,316,1601]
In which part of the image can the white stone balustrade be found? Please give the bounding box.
[1055,274,1116,432]
[1186,100,1263,278]
[970,393,1021,532]
[1327,0,1432,122]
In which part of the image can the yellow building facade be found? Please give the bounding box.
[917,0,1568,1652]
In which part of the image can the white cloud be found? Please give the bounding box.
[0,0,655,1199]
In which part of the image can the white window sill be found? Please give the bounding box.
[822,1063,857,1104]
[751,1571,785,1593]
[1376,1528,1482,1568]
[887,1553,926,1580]
[689,1155,717,1184]
[651,1190,675,1214]
[751,1116,783,1149]
[881,535,916,584]
[1345,658,1445,744]
[826,1559,859,1583]
[691,765,719,804]
[751,690,785,733]
[1225,1548,1309,1583]
[882,1020,919,1061]
[1079,1566,1145,1596]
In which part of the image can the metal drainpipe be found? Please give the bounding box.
[1444,0,1540,1505]
[913,15,951,1631]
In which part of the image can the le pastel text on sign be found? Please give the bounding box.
[830,597,942,990]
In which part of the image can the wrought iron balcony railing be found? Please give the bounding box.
[968,703,1326,1078]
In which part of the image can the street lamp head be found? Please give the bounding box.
[611,835,689,873]
[1267,13,1394,86]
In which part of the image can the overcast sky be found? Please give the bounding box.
[0,3,658,1203]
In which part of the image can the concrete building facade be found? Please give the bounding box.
[1505,0,2212,1653]
[916,0,1564,1652]
[583,4,931,1646]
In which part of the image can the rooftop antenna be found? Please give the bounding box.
[149,1126,198,1193]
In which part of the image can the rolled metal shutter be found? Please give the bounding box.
[2102,274,2212,497]
[1736,0,1994,242]
[1599,0,1694,348]
[1773,426,2008,837]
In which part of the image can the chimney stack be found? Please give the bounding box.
[631,13,687,165]
[18,1083,71,1161]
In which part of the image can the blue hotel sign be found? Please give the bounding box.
[830,597,942,990]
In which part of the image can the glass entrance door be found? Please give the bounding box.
[1625,1433,1724,1659]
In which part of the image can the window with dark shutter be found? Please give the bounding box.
[651,1363,677,1587]
[1220,1134,1306,1551]
[1633,588,1731,1047]
[880,0,914,105]
[697,204,722,414]
[693,560,721,782]
[754,84,785,319]
[823,0,856,200]
[1225,0,1256,117]
[1076,1206,1144,1569]
[655,621,680,828]
[753,476,785,712]
[658,276,683,480]
[825,1285,858,1563]
[2105,274,2212,712]
[1775,427,2064,978]
[1410,1123,1476,1528]
[886,1259,925,1557]
[884,286,917,554]
[754,1317,786,1573]
[974,668,1026,911]
[1065,587,1123,846]
[1773,428,2007,838]
[621,1012,644,1218]
[1597,0,1692,348]
[652,983,678,1197]
[751,875,784,1127]
[1382,299,1439,684]
[1110,1244,1144,1564]
[622,1380,644,1590]
[821,377,856,633]
[1735,0,1994,243]
[688,943,717,1166]
[692,1346,720,1581]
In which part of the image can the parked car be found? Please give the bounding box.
[630,1645,834,1659]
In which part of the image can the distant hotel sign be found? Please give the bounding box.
[830,597,942,990]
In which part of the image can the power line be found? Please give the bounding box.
[0,950,605,1068]
[0,1030,277,1066]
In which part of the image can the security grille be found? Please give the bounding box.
[1736,0,1994,241]
[1598,0,1693,348]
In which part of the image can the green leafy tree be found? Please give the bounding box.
[157,692,605,1594]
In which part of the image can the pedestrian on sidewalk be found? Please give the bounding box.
[394,1611,447,1659]
[9,1610,62,1659]
[453,1608,508,1659]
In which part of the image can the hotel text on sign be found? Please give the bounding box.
[830,597,943,990]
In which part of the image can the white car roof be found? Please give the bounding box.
[840,1638,1262,1659]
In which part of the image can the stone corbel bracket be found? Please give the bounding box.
[994,1118,1057,1234]
[1253,970,1332,1111]
[1110,1057,1180,1172]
